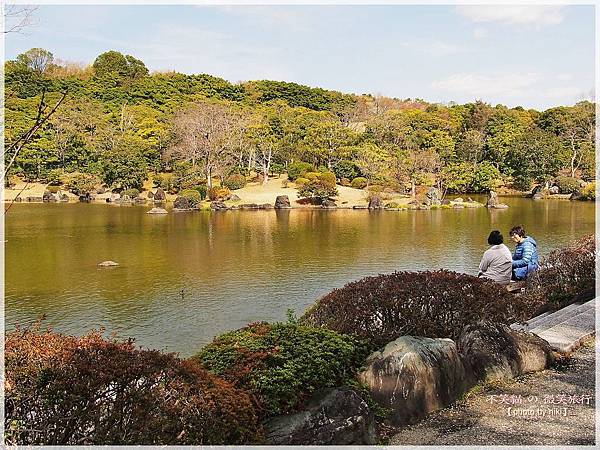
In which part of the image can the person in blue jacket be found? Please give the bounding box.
[509,225,539,280]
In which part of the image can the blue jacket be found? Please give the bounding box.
[512,236,539,279]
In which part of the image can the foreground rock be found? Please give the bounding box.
[265,388,376,445]
[98,260,119,267]
[458,322,555,385]
[274,195,292,209]
[146,207,168,214]
[358,336,467,426]
[368,196,384,210]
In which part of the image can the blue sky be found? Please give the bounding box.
[5,4,595,110]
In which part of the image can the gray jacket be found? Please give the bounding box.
[478,244,512,285]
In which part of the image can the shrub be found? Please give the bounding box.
[304,171,321,181]
[511,175,532,192]
[524,234,596,309]
[340,177,351,187]
[301,270,536,348]
[65,172,100,195]
[154,173,176,193]
[194,322,370,417]
[46,169,62,186]
[334,160,361,181]
[5,324,259,445]
[294,177,309,187]
[554,176,580,194]
[47,185,61,194]
[287,162,314,181]
[180,189,202,206]
[208,186,231,201]
[580,182,596,200]
[193,184,208,200]
[121,188,140,199]
[298,173,338,201]
[270,163,285,177]
[223,174,247,190]
[351,177,368,189]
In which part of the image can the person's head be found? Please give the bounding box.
[509,226,526,243]
[488,230,503,245]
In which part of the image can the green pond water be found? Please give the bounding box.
[5,197,595,357]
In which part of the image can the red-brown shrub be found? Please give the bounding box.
[4,323,259,445]
[301,270,537,347]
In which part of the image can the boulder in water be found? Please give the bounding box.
[368,196,384,210]
[154,187,166,202]
[147,207,168,214]
[274,195,291,209]
[98,260,119,267]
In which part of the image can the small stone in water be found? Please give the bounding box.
[98,260,119,267]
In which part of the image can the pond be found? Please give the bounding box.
[5,197,594,357]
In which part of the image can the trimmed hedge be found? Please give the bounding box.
[195,322,370,417]
[208,186,231,201]
[301,270,537,347]
[4,324,259,445]
[180,189,202,206]
[351,177,368,189]
[224,174,247,190]
[555,176,580,194]
[287,162,314,181]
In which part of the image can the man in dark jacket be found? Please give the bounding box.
[509,225,539,280]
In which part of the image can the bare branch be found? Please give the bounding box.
[3,5,39,34]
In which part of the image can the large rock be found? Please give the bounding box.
[358,336,467,426]
[26,196,43,203]
[240,203,260,210]
[425,187,441,205]
[43,190,55,202]
[274,195,291,209]
[322,199,337,209]
[228,193,241,202]
[486,191,508,209]
[265,388,376,445]
[458,322,555,385]
[210,201,228,210]
[548,185,560,195]
[531,185,544,196]
[173,196,190,210]
[154,188,166,202]
[147,207,168,214]
[147,191,154,199]
[119,194,132,204]
[570,190,582,201]
[98,260,119,267]
[368,196,384,210]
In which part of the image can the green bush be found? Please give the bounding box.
[555,176,580,194]
[195,322,370,417]
[287,162,314,181]
[46,169,62,186]
[294,177,309,187]
[580,182,595,200]
[304,171,321,181]
[121,188,140,199]
[223,174,247,190]
[193,184,208,200]
[298,173,338,201]
[270,163,285,177]
[47,185,61,194]
[319,171,337,185]
[334,160,361,181]
[511,175,533,191]
[65,172,100,195]
[154,173,176,193]
[351,177,368,189]
[208,186,231,201]
[180,189,202,206]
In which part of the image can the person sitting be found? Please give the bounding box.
[478,230,512,285]
[509,225,539,280]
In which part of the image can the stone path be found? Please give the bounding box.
[389,338,596,446]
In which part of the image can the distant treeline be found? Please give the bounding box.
[5,48,595,194]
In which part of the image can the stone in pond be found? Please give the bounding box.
[147,207,168,214]
[98,260,119,267]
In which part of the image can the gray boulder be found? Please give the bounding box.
[147,207,168,214]
[358,336,467,426]
[240,203,260,210]
[532,193,543,200]
[265,388,376,445]
[322,199,337,209]
[26,196,43,203]
[173,196,190,210]
[458,322,555,385]
[210,201,228,210]
[154,187,166,202]
[43,190,55,202]
[570,190,582,201]
[532,185,544,196]
[147,191,154,199]
[59,193,69,202]
[274,195,292,209]
[368,196,384,210]
[425,187,441,205]
[259,203,273,210]
[353,205,368,209]
[454,197,464,203]
[228,193,241,202]
[548,185,560,195]
[486,191,509,209]
[98,260,119,267]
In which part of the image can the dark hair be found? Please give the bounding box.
[509,226,526,238]
[488,230,503,245]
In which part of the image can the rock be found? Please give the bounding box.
[147,207,168,214]
[13,197,22,202]
[43,190,54,202]
[154,188,166,202]
[467,197,474,202]
[240,203,260,210]
[548,186,560,195]
[486,190,499,208]
[173,196,190,210]
[265,388,376,445]
[98,260,119,267]
[494,203,509,209]
[259,203,273,210]
[353,205,368,209]
[26,196,43,203]
[425,187,441,205]
[454,197,464,203]
[96,186,106,194]
[441,199,451,205]
[452,204,465,209]
[59,193,69,202]
[368,196,384,210]
[274,195,292,209]
[120,194,132,204]
[532,193,543,200]
[228,193,241,202]
[210,201,228,210]
[458,322,555,386]
[570,190,582,201]
[147,191,154,199]
[358,336,467,426]
[134,197,147,204]
[531,185,544,196]
[109,193,121,203]
[322,199,337,209]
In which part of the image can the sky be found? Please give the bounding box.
[4,4,595,110]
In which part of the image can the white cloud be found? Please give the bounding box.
[399,40,469,56]
[456,5,565,28]
[556,73,573,81]
[473,27,488,39]
[431,72,541,98]
[210,5,313,32]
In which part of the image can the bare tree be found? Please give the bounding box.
[3,5,38,34]
[170,103,241,188]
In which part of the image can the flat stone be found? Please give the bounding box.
[534,308,595,353]
[98,260,119,267]
[146,207,168,214]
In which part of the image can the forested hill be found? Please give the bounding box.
[4,48,596,196]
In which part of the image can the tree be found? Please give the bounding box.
[354,143,390,187]
[16,48,54,75]
[305,119,355,169]
[93,51,148,79]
